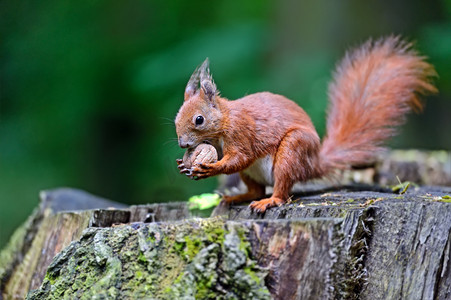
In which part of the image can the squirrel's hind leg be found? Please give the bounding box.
[222,172,265,205]
[249,172,292,213]
[249,128,320,213]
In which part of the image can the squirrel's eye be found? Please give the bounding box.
[195,115,204,125]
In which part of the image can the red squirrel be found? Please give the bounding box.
[175,36,437,213]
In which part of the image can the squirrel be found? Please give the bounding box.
[175,36,437,213]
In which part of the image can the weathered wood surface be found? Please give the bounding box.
[247,219,344,299]
[374,150,451,186]
[227,185,451,300]
[0,188,190,300]
[1,185,451,299]
[26,218,346,300]
[312,150,451,187]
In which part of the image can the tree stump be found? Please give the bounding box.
[1,184,451,299]
[0,188,189,299]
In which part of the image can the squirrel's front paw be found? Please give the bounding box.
[190,163,216,180]
[177,159,193,176]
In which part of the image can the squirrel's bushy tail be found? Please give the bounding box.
[320,36,437,172]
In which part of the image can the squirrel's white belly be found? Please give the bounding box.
[243,155,274,186]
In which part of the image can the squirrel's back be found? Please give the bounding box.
[226,92,320,158]
[320,36,437,173]
[231,92,314,128]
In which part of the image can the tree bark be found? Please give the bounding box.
[0,188,189,300]
[1,185,451,299]
[227,185,451,299]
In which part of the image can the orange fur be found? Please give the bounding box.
[320,36,437,171]
[175,37,437,213]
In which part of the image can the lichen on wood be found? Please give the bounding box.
[27,218,271,300]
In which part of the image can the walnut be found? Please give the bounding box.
[183,144,218,169]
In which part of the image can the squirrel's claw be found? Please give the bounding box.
[189,164,216,179]
[249,201,268,213]
[179,168,192,176]
[176,159,188,171]
[177,159,188,172]
[177,160,214,179]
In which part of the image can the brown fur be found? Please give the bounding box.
[175,37,437,213]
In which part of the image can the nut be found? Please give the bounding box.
[183,144,218,168]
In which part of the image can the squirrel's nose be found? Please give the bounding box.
[179,137,192,149]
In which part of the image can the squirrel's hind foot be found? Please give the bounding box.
[249,197,285,213]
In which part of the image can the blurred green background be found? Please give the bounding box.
[1,0,450,248]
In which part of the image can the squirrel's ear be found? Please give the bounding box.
[198,58,219,105]
[184,69,200,101]
[200,79,217,104]
[184,58,210,101]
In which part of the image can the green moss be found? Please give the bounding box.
[172,240,184,254]
[29,219,270,300]
[244,265,261,284]
[236,226,250,254]
[184,236,202,260]
[138,251,147,263]
[147,232,157,243]
[195,281,218,299]
[44,273,57,285]
[136,270,143,279]
[204,222,226,244]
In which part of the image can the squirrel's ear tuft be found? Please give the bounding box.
[184,68,200,101]
[184,58,219,103]
[184,58,210,101]
[199,58,219,105]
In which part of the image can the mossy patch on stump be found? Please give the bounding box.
[27,218,270,300]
